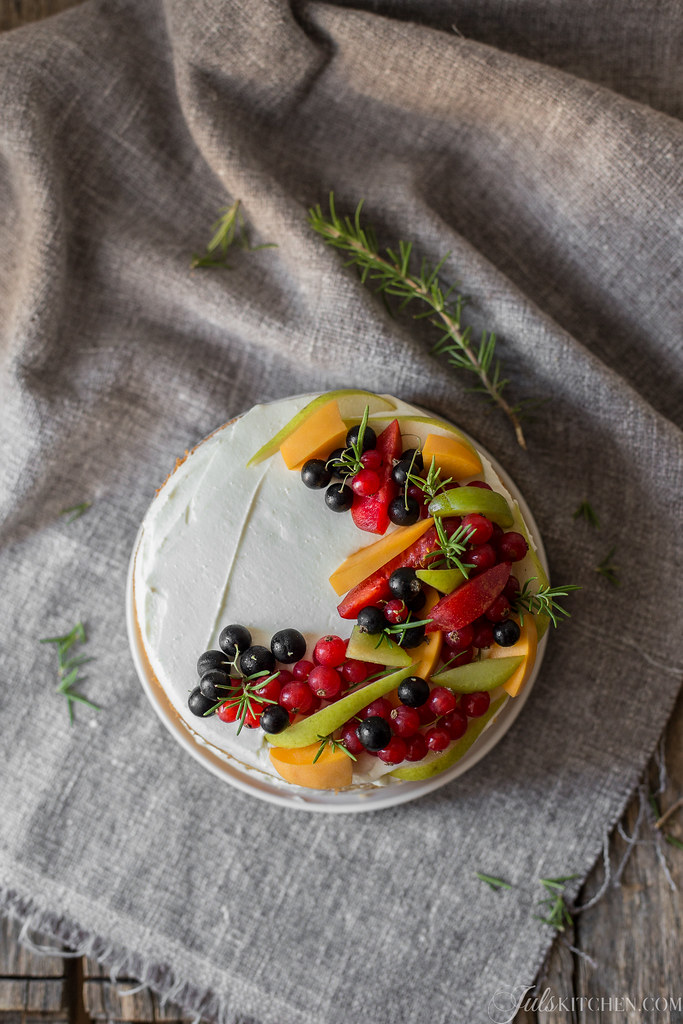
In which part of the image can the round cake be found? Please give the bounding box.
[130,390,549,798]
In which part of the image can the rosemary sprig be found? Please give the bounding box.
[40,622,99,724]
[191,199,277,269]
[512,578,580,628]
[308,194,526,447]
[664,834,683,851]
[475,872,512,891]
[60,501,92,523]
[206,670,280,735]
[595,547,620,587]
[424,517,475,576]
[374,614,433,651]
[534,876,579,931]
[572,500,600,529]
[405,455,453,506]
[313,734,357,764]
[326,405,370,479]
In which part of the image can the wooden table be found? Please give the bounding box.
[1,5,682,1022]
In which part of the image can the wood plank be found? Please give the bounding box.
[0,917,67,977]
[0,981,27,1013]
[26,977,66,1013]
[0,0,84,33]
[83,978,156,1022]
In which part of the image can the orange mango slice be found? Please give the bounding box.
[329,517,434,596]
[269,741,353,790]
[487,616,538,696]
[279,400,347,471]
[410,587,444,682]
[421,433,483,480]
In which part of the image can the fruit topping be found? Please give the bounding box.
[351,469,381,496]
[239,645,276,676]
[388,567,422,602]
[461,691,491,717]
[340,658,370,685]
[279,680,315,715]
[431,655,524,693]
[218,624,252,659]
[357,716,392,752]
[331,516,435,600]
[442,709,468,740]
[307,665,342,700]
[461,513,494,545]
[357,606,385,634]
[301,459,332,490]
[377,736,408,764]
[388,495,421,526]
[313,634,347,667]
[325,482,354,512]
[427,686,458,717]
[346,422,377,452]
[384,599,408,624]
[425,726,451,752]
[279,399,348,471]
[428,486,514,528]
[496,531,529,562]
[360,697,393,720]
[340,720,365,756]
[404,733,428,761]
[199,669,232,701]
[361,449,383,470]
[397,675,430,707]
[188,687,216,717]
[345,625,412,668]
[350,419,402,535]
[492,619,521,647]
[270,628,307,664]
[260,705,290,733]
[269,741,354,790]
[420,433,483,480]
[389,705,421,737]
[197,649,231,676]
[426,562,511,632]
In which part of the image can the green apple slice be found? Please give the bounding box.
[428,487,514,528]
[415,568,466,594]
[431,656,523,692]
[265,664,416,747]
[345,625,412,668]
[389,695,507,780]
[247,390,395,466]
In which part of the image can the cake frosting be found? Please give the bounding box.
[132,393,545,789]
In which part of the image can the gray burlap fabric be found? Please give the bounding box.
[1,2,682,1022]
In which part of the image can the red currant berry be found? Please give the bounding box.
[461,691,490,717]
[497,531,528,562]
[292,660,314,680]
[313,635,347,668]
[254,677,282,703]
[217,701,239,723]
[444,625,475,653]
[503,574,521,602]
[425,726,451,751]
[279,681,314,715]
[428,686,458,718]
[307,665,342,700]
[243,702,264,728]
[466,543,497,572]
[340,659,370,685]
[384,599,408,624]
[360,449,383,471]
[485,595,511,622]
[340,720,365,756]
[360,697,392,721]
[489,522,504,546]
[468,480,492,490]
[351,469,381,497]
[448,647,475,667]
[461,513,493,545]
[389,705,421,738]
[472,618,495,648]
[308,694,322,713]
[442,708,468,739]
[418,703,436,725]
[377,736,408,764]
[404,733,428,761]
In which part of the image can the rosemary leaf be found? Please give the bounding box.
[191,199,277,270]
[475,872,512,891]
[595,547,620,587]
[572,500,600,529]
[60,501,92,523]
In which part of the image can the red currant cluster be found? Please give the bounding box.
[338,682,492,766]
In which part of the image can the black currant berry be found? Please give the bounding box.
[397,676,430,707]
[199,668,232,701]
[326,448,347,474]
[188,687,216,717]
[398,624,426,648]
[391,458,415,486]
[270,628,307,664]
[388,568,422,602]
[260,705,290,734]
[301,459,332,490]
[197,649,230,677]
[492,619,521,647]
[325,482,354,513]
[401,448,424,471]
[357,606,385,634]
[346,423,376,452]
[357,715,392,751]
[218,624,252,659]
[388,495,420,526]
[406,590,426,613]
[239,645,276,677]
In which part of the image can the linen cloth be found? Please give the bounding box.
[1,2,682,1022]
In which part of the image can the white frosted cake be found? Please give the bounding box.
[131,391,549,792]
